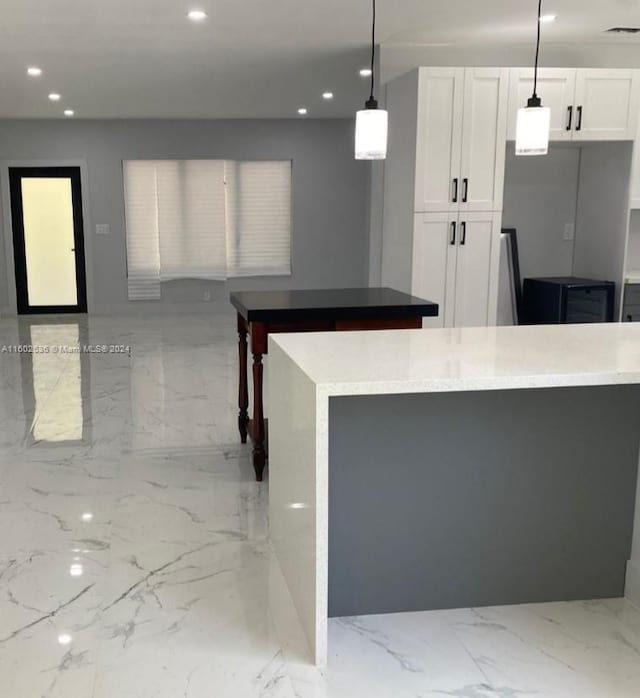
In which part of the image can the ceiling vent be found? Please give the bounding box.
[606,27,640,34]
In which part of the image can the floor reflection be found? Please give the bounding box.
[18,318,91,445]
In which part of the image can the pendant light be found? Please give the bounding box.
[355,0,388,160]
[515,0,551,156]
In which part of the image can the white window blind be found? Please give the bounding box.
[225,161,292,277]
[156,160,227,281]
[123,161,161,300]
[123,159,291,300]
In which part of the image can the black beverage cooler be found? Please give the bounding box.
[522,277,615,324]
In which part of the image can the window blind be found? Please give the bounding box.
[123,159,292,300]
[225,160,292,277]
[156,160,227,281]
[123,161,161,300]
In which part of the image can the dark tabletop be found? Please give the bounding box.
[525,277,614,287]
[230,287,439,323]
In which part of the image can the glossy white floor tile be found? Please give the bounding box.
[1,313,640,697]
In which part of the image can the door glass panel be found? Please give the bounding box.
[21,177,78,306]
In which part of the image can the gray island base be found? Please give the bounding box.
[329,386,640,617]
[267,324,640,665]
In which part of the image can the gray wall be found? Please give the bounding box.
[503,145,581,281]
[574,142,634,317]
[0,119,369,314]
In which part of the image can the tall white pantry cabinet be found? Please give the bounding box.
[382,67,509,328]
[382,66,640,328]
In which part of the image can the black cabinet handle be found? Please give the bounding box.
[460,221,467,246]
[462,178,469,203]
[452,178,458,203]
[576,106,583,131]
[450,221,456,245]
[566,106,573,131]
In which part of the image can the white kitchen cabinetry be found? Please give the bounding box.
[507,68,576,141]
[415,67,509,213]
[459,69,510,212]
[414,68,464,214]
[574,70,640,141]
[507,68,640,143]
[382,66,507,325]
[412,211,500,329]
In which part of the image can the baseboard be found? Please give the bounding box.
[625,560,640,606]
[92,300,233,316]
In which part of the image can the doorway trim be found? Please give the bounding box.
[1,159,94,316]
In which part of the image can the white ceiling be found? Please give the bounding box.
[1,0,639,119]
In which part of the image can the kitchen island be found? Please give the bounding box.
[267,323,640,666]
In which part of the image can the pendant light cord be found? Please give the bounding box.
[533,0,542,98]
[369,0,376,102]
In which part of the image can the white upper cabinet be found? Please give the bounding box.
[414,68,464,213]
[573,70,640,141]
[460,68,509,212]
[414,67,508,213]
[508,68,640,143]
[507,68,576,141]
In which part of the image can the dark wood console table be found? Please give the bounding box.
[230,287,438,481]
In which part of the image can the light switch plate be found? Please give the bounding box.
[563,223,575,241]
[96,224,110,235]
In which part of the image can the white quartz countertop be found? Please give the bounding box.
[269,323,640,396]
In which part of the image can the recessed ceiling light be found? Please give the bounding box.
[81,512,93,521]
[359,68,372,77]
[27,67,42,77]
[322,92,334,100]
[297,107,308,115]
[48,93,61,101]
[64,109,75,117]
[540,14,557,23]
[187,9,207,21]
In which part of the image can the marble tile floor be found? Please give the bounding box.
[1,313,640,697]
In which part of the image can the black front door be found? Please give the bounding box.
[9,167,87,314]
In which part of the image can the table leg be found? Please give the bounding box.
[237,314,249,443]
[252,352,266,481]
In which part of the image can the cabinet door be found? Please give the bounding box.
[459,68,509,212]
[414,68,464,213]
[453,212,501,327]
[573,69,640,141]
[411,212,458,328]
[507,68,576,142]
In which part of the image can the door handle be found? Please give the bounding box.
[462,178,469,203]
[576,106,583,131]
[452,178,458,203]
[450,221,456,245]
[566,106,573,131]
[460,221,467,246]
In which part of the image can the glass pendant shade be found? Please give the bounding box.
[355,107,388,160]
[515,105,551,156]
